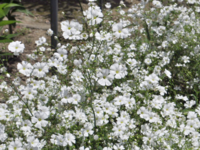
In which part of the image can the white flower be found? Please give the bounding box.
[184,100,196,108]
[162,57,170,65]
[8,139,23,150]
[146,19,152,26]
[144,58,152,65]
[54,46,68,61]
[162,41,168,48]
[110,63,127,79]
[81,32,88,40]
[114,96,127,106]
[105,2,111,9]
[182,56,190,63]
[73,59,82,67]
[148,112,159,123]
[8,41,25,56]
[145,73,160,84]
[47,28,54,36]
[35,36,46,46]
[71,94,81,104]
[38,105,50,118]
[6,73,10,78]
[61,20,83,39]
[97,69,114,86]
[153,65,161,75]
[32,62,49,78]
[61,89,71,103]
[187,0,196,4]
[137,107,149,119]
[120,10,125,15]
[79,146,90,150]
[0,66,7,73]
[27,136,40,147]
[21,120,32,132]
[21,85,37,100]
[71,69,84,82]
[4,29,9,33]
[39,46,45,52]
[126,58,137,68]
[130,43,137,50]
[113,144,125,150]
[112,22,129,39]
[162,103,175,116]
[156,85,167,95]
[82,123,94,137]
[31,112,48,129]
[164,69,171,78]
[83,5,103,25]
[17,61,33,77]
[152,0,162,8]
[0,123,5,134]
[63,133,75,146]
[117,116,128,126]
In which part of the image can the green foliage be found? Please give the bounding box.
[0,0,33,58]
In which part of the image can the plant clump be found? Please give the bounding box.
[0,0,200,149]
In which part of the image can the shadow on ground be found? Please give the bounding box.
[20,0,134,20]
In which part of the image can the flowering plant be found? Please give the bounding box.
[0,0,200,149]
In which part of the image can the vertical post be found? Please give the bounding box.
[99,0,103,10]
[50,0,58,49]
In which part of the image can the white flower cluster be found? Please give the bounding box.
[83,4,103,25]
[8,41,25,56]
[1,0,200,149]
[61,20,83,40]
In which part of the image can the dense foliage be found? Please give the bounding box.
[0,0,200,149]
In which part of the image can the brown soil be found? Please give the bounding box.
[0,0,139,101]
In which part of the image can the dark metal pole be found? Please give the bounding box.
[99,0,103,10]
[50,0,58,49]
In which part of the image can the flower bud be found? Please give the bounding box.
[105,2,111,9]
[94,135,99,140]
[6,73,10,78]
[54,36,58,40]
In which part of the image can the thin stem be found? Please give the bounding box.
[9,83,33,116]
[144,21,151,41]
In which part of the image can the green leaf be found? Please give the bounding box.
[0,52,13,56]
[4,3,22,8]
[0,20,20,26]
[3,7,10,17]
[0,37,12,43]
[0,3,7,10]
[97,146,103,150]
[0,3,8,19]
[0,9,5,19]
[5,33,20,39]
[15,8,34,17]
[182,108,194,115]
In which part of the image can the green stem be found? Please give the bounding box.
[8,11,13,34]
[144,21,151,41]
[10,83,33,116]
[78,0,90,39]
